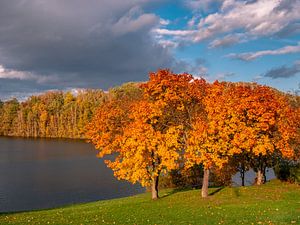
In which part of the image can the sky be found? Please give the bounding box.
[0,0,299,100]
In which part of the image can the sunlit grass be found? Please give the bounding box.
[1,180,299,224]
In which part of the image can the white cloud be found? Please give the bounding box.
[228,43,300,61]
[154,28,197,36]
[111,7,158,36]
[157,39,179,48]
[194,0,300,41]
[159,18,170,26]
[209,34,243,48]
[154,0,300,46]
[0,65,56,83]
[185,0,222,12]
[252,75,264,82]
[187,16,198,27]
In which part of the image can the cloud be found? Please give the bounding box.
[199,71,235,83]
[155,0,300,46]
[0,65,56,83]
[0,0,175,100]
[174,58,208,76]
[154,28,197,36]
[159,18,170,26]
[209,34,242,48]
[252,75,263,82]
[195,0,300,42]
[157,40,179,48]
[111,7,158,36]
[215,72,235,80]
[263,60,300,79]
[185,0,222,12]
[228,43,300,61]
[275,23,300,38]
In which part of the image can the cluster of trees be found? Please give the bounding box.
[0,82,149,139]
[0,70,299,199]
[0,90,105,138]
[87,69,300,199]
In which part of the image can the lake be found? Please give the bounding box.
[0,137,144,213]
[0,137,276,213]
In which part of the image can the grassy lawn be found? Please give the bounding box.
[1,180,299,225]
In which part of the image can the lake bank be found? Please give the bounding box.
[1,180,299,224]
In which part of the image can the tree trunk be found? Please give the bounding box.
[256,170,264,185]
[240,163,245,186]
[241,170,245,186]
[151,175,159,200]
[263,167,267,183]
[201,169,209,198]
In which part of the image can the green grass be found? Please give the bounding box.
[1,180,300,225]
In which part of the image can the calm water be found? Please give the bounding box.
[0,137,144,213]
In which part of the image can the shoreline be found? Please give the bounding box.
[0,135,87,142]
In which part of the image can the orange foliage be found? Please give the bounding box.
[185,81,298,171]
[106,100,182,186]
[87,69,299,196]
[185,81,238,170]
[86,70,206,192]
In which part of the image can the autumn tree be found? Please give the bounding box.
[0,98,20,136]
[228,84,299,185]
[140,70,206,198]
[108,82,143,101]
[109,100,182,199]
[87,70,205,199]
[185,81,241,197]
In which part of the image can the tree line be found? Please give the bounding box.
[86,69,300,199]
[0,83,144,138]
[0,90,106,138]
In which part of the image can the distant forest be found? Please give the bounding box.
[0,82,141,138]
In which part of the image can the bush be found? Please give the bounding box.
[274,160,300,184]
[290,164,300,184]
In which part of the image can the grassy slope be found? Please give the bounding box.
[1,180,299,225]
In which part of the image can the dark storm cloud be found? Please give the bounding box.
[0,78,58,101]
[264,62,300,79]
[0,0,175,99]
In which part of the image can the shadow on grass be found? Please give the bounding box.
[209,187,224,196]
[232,187,241,197]
[160,186,225,199]
[160,187,196,199]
